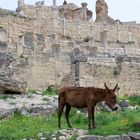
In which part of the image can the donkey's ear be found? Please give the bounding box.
[113,84,118,92]
[117,87,120,92]
[115,87,120,95]
[104,83,110,93]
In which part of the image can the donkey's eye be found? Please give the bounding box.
[112,98,116,101]
[112,98,115,102]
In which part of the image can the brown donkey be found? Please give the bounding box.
[58,83,119,129]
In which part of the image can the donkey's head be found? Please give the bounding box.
[104,83,120,111]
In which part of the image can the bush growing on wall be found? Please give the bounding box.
[83,36,92,42]
[113,67,120,76]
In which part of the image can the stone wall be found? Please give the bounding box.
[15,48,72,89]
[79,57,140,95]
[60,20,140,48]
[1,3,140,49]
[0,1,139,95]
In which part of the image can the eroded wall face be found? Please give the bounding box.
[0,7,140,48]
[79,59,140,96]
[0,5,139,95]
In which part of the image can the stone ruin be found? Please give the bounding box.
[0,53,28,94]
[58,2,92,21]
[95,0,115,23]
[0,0,139,95]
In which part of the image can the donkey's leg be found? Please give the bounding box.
[92,107,96,129]
[58,102,65,129]
[88,107,92,129]
[65,104,72,128]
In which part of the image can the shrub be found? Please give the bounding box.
[42,85,59,96]
[128,96,140,106]
[83,36,91,42]
[113,68,120,76]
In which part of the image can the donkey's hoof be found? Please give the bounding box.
[92,125,96,129]
[68,126,72,129]
[58,126,62,129]
[88,127,92,130]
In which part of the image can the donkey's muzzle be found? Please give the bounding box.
[112,104,120,111]
[112,106,118,111]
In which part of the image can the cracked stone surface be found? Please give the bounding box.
[0,53,28,94]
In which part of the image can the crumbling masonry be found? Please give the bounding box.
[0,0,139,95]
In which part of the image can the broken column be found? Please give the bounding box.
[81,2,88,21]
[53,0,56,6]
[17,35,24,56]
[63,0,67,5]
[100,29,108,47]
[52,1,59,38]
[0,27,7,52]
[35,1,44,7]
[128,32,132,42]
[62,18,66,36]
[16,0,25,15]
[76,19,81,39]
[117,20,121,42]
[95,0,115,23]
[90,22,95,47]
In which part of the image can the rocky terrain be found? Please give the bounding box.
[0,92,140,140]
[0,93,58,120]
[77,133,140,140]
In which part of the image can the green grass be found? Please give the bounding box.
[0,109,140,140]
[28,86,59,96]
[89,109,140,136]
[0,95,16,100]
[70,134,78,140]
[119,96,140,106]
[128,96,140,106]
[27,89,41,94]
[42,86,59,96]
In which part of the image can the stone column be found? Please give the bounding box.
[117,31,121,42]
[17,35,24,56]
[96,0,109,22]
[81,3,87,21]
[62,18,66,36]
[63,0,67,5]
[16,0,25,15]
[0,28,6,42]
[53,0,56,6]
[117,20,120,31]
[52,6,59,40]
[100,29,108,47]
[76,19,81,39]
[90,24,94,37]
[117,20,121,42]
[128,32,132,42]
[90,22,95,47]
[75,62,80,87]
[18,0,24,9]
